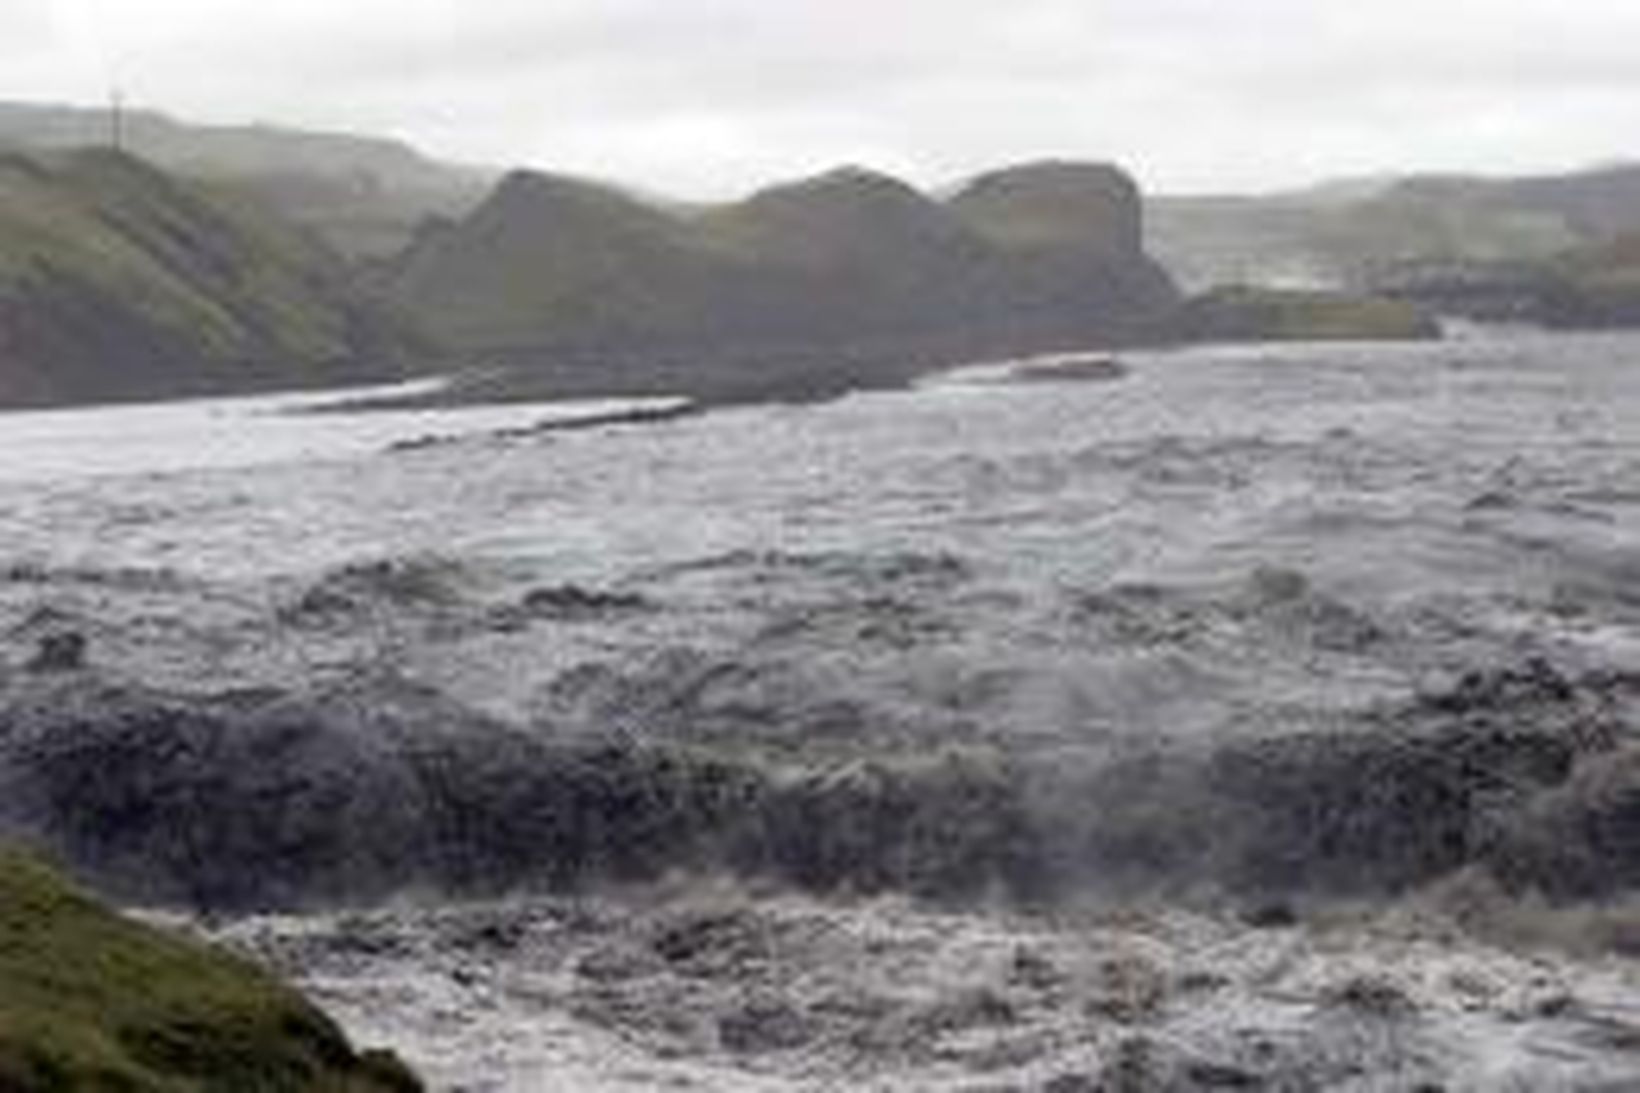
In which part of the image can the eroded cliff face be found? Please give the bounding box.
[0,150,421,408]
[387,159,1181,379]
[951,161,1148,258]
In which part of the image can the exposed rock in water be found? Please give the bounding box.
[1489,743,1640,898]
[23,630,85,674]
[1053,660,1630,900]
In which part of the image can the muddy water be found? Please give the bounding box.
[6,332,1640,1088]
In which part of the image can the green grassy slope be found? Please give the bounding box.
[0,849,419,1092]
[0,102,492,260]
[0,149,423,407]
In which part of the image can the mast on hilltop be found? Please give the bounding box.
[109,88,126,152]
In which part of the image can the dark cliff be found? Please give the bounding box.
[387,159,1181,396]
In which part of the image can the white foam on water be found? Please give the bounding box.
[0,377,686,484]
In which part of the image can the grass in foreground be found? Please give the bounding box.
[0,849,419,1092]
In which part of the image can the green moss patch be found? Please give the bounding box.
[0,849,419,1091]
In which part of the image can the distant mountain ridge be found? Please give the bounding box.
[1149,162,1640,291]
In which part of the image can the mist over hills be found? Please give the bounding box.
[1150,163,1640,291]
[0,101,491,259]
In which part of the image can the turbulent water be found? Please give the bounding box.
[6,332,1640,1089]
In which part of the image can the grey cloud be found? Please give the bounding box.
[25,0,1640,196]
[0,1,56,61]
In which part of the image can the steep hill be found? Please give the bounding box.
[950,162,1180,343]
[0,149,422,407]
[0,101,491,259]
[388,159,1180,398]
[951,161,1143,256]
[390,169,744,351]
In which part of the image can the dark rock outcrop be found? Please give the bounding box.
[1490,744,1640,897]
[387,160,1181,401]
[951,161,1146,258]
[0,670,1044,911]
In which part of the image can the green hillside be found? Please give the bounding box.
[0,849,418,1091]
[1149,163,1640,292]
[0,101,491,260]
[0,149,422,407]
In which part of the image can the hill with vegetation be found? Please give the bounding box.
[0,101,491,259]
[1149,164,1640,293]
[386,159,1180,399]
[0,848,418,1091]
[0,148,423,407]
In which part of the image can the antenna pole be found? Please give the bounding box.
[110,89,125,152]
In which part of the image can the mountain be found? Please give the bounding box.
[0,101,491,258]
[388,169,743,351]
[949,162,1180,342]
[0,148,423,407]
[388,159,1180,398]
[1496,164,1640,240]
[1148,181,1580,292]
[1148,163,1640,293]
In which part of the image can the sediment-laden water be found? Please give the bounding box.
[4,332,1639,1088]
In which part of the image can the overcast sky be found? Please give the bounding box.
[4,0,1638,197]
